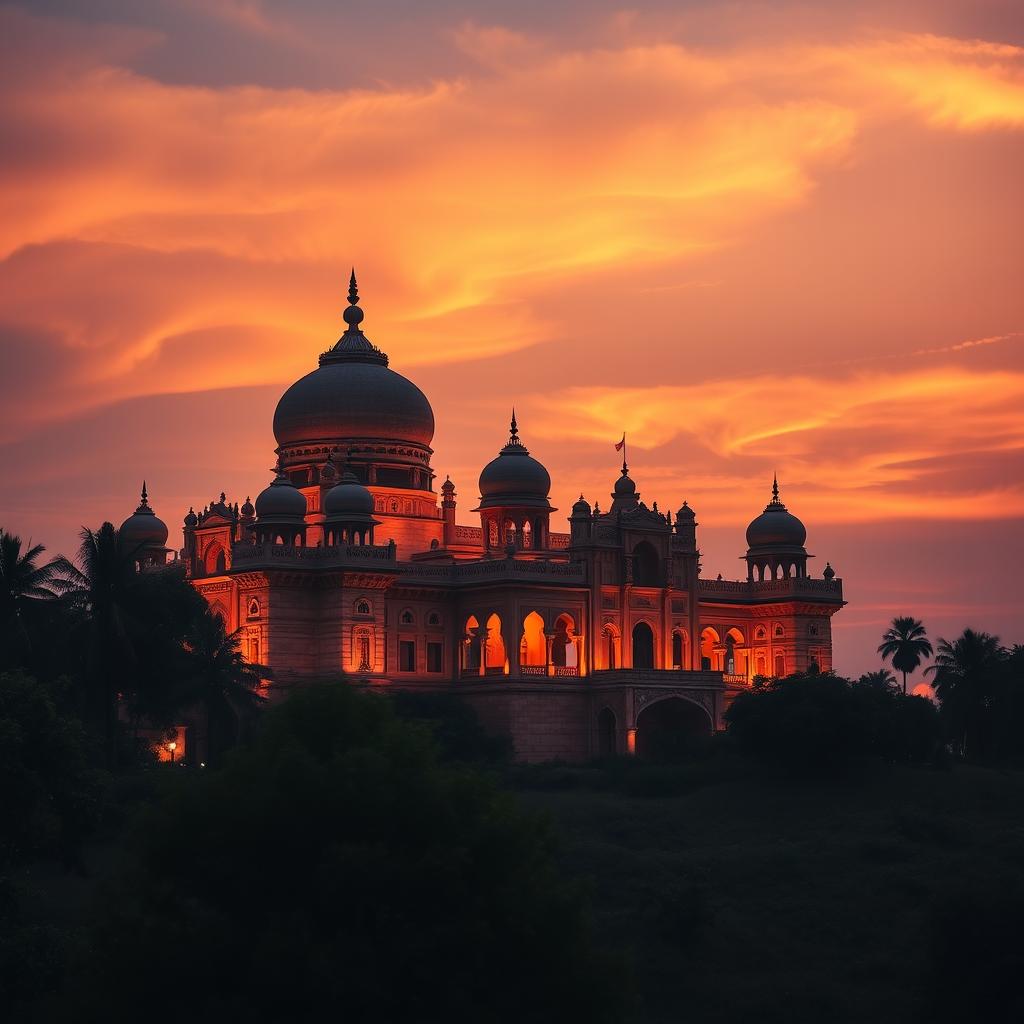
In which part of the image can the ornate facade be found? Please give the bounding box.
[126,275,845,762]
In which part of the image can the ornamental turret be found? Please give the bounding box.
[120,482,170,567]
[744,475,809,581]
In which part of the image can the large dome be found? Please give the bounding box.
[746,477,807,549]
[477,414,551,510]
[273,273,434,450]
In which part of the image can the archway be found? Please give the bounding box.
[204,542,226,576]
[633,541,660,586]
[602,624,620,670]
[725,627,744,676]
[700,627,720,671]
[520,611,546,668]
[597,707,616,757]
[464,615,480,671]
[632,622,655,669]
[672,630,687,670]
[635,697,712,761]
[484,613,506,672]
[552,614,576,668]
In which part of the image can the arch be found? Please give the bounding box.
[755,653,767,677]
[521,520,532,549]
[520,611,546,667]
[724,627,745,676]
[632,621,655,669]
[597,707,617,758]
[484,613,506,671]
[671,629,687,670]
[635,696,713,760]
[773,624,785,638]
[246,598,260,618]
[463,615,481,671]
[399,608,415,626]
[352,626,373,671]
[774,651,786,677]
[553,613,576,668]
[700,627,720,671]
[426,611,442,627]
[355,598,372,616]
[754,625,767,641]
[204,542,226,576]
[601,623,620,670]
[632,541,660,586]
[209,602,228,626]
[488,519,499,548]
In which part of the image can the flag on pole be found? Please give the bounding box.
[614,433,626,452]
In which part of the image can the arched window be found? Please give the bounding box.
[774,652,786,677]
[672,631,684,669]
[552,614,575,668]
[700,627,720,671]
[520,611,546,667]
[399,608,415,626]
[774,624,785,638]
[247,598,260,618]
[353,627,373,671]
[484,613,506,671]
[204,542,226,576]
[390,499,399,513]
[632,622,655,669]
[632,542,660,586]
[522,520,532,549]
[355,599,372,616]
[464,615,481,671]
[602,624,619,670]
[426,611,441,627]
[754,625,767,641]
[488,520,499,548]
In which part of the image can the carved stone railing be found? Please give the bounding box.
[723,673,749,685]
[698,577,843,601]
[519,665,547,676]
[404,559,586,585]
[453,525,483,543]
[549,533,571,549]
[231,542,397,569]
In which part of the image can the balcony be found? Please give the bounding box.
[698,576,843,603]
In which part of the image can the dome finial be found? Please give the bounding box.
[348,268,359,306]
[510,407,518,441]
[771,472,780,504]
[342,269,365,332]
[140,480,149,507]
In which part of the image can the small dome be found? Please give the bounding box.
[184,506,198,528]
[571,494,591,517]
[676,501,695,521]
[255,470,307,521]
[614,471,636,497]
[746,477,807,549]
[240,496,255,519]
[477,414,551,510]
[120,483,168,548]
[324,471,374,517]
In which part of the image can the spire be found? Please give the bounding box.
[140,480,149,507]
[348,268,359,306]
[320,267,388,366]
[771,473,780,505]
[510,407,518,441]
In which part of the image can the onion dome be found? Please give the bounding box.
[184,506,198,529]
[441,475,455,497]
[823,562,835,580]
[477,411,552,510]
[273,272,434,449]
[745,475,807,549]
[255,465,307,521]
[325,470,375,518]
[676,501,695,521]
[571,494,592,517]
[120,482,169,548]
[240,496,255,520]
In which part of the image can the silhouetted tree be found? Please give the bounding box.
[878,616,933,695]
[172,608,268,766]
[66,684,625,1023]
[857,669,898,692]
[0,529,75,669]
[926,629,1004,760]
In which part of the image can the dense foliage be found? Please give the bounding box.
[64,685,624,1023]
[724,670,940,776]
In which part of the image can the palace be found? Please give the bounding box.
[121,274,845,762]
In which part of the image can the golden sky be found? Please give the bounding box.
[1,1,1022,675]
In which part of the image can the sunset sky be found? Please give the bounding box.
[1,0,1022,678]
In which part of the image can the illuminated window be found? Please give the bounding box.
[399,640,416,672]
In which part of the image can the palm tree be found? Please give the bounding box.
[177,608,269,767]
[0,528,77,662]
[858,669,898,692]
[925,629,1004,760]
[878,617,933,695]
[62,523,143,765]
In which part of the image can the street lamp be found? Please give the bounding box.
[168,740,177,765]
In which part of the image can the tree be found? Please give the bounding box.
[878,616,933,695]
[66,684,625,1022]
[172,608,269,766]
[926,629,1004,760]
[0,529,76,668]
[857,669,898,692]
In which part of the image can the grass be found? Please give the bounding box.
[509,758,1024,1024]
